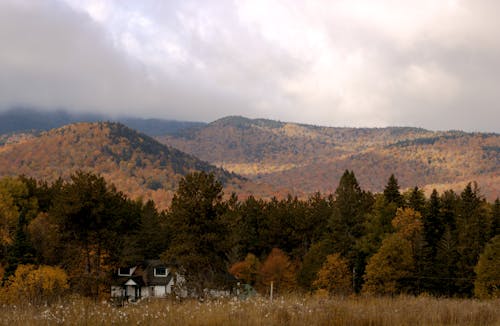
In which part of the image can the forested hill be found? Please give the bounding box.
[0,122,250,208]
[160,116,500,200]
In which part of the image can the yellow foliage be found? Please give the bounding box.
[474,235,500,299]
[313,253,352,296]
[392,208,423,240]
[2,264,69,305]
[363,234,414,295]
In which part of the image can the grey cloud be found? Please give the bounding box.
[0,0,499,132]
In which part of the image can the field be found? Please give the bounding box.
[1,295,499,326]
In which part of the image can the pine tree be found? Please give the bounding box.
[161,172,231,296]
[6,209,35,278]
[406,186,426,214]
[455,183,493,296]
[383,174,403,207]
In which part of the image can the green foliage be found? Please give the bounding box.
[161,172,231,295]
[454,183,493,296]
[383,174,403,207]
[50,171,139,298]
[297,240,333,290]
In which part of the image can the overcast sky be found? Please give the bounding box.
[1,0,499,132]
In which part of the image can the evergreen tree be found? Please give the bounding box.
[5,209,35,278]
[383,174,403,207]
[50,171,138,298]
[492,198,500,237]
[161,172,231,296]
[406,186,426,214]
[420,189,444,293]
[327,170,372,291]
[455,183,493,296]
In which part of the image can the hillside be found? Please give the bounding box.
[159,116,500,200]
[0,122,256,208]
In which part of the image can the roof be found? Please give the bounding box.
[112,260,175,287]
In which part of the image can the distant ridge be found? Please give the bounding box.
[159,116,500,200]
[0,108,205,137]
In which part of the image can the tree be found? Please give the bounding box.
[229,253,261,287]
[455,183,492,296]
[420,189,444,293]
[234,196,269,259]
[327,171,372,291]
[5,209,35,277]
[474,235,500,299]
[313,253,352,295]
[405,186,426,214]
[259,248,296,294]
[363,208,423,295]
[362,234,414,295]
[328,170,368,258]
[161,172,230,296]
[0,177,38,268]
[297,239,334,290]
[383,174,403,207]
[121,200,168,264]
[50,171,138,298]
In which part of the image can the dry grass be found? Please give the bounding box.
[1,294,499,326]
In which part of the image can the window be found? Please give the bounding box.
[118,267,132,276]
[154,267,168,277]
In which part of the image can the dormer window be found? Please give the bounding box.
[118,267,136,276]
[154,267,168,277]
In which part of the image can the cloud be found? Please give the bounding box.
[0,0,499,132]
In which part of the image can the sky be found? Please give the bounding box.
[1,0,499,132]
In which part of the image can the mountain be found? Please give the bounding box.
[159,116,500,200]
[0,108,205,137]
[0,122,253,209]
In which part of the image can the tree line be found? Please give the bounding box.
[0,170,498,302]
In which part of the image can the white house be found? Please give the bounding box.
[111,260,186,301]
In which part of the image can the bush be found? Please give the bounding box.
[1,264,69,305]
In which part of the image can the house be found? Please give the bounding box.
[111,260,186,301]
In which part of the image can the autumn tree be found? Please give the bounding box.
[2,264,69,305]
[313,253,352,296]
[259,248,296,294]
[362,234,414,295]
[0,177,38,269]
[474,235,500,299]
[229,253,261,287]
[363,208,423,295]
[297,240,334,290]
[161,172,231,296]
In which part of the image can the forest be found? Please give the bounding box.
[0,170,498,303]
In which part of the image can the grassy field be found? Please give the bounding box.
[1,295,499,325]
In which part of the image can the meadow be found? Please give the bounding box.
[1,295,499,326]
